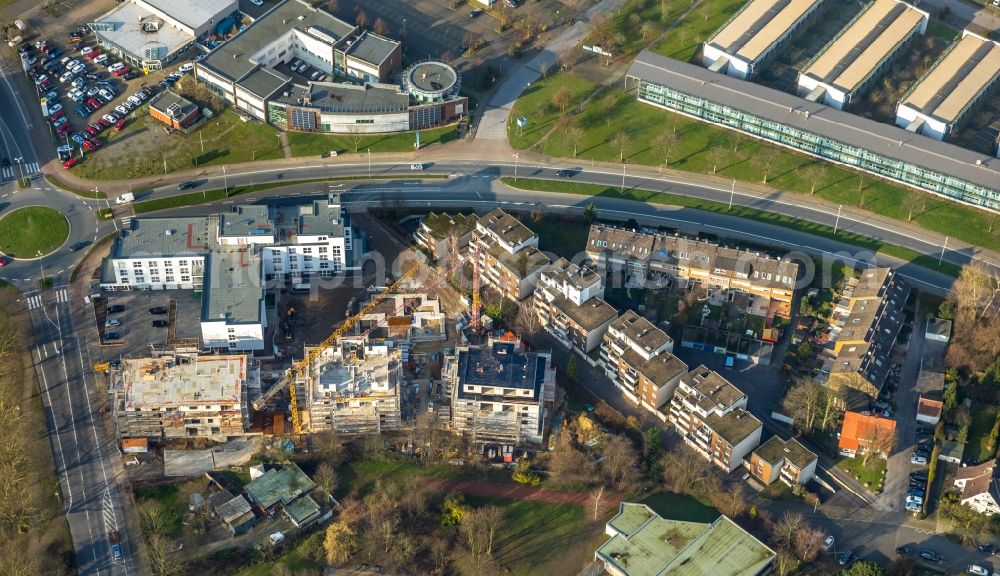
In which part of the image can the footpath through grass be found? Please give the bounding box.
[0,206,70,258]
[501,177,963,277]
[510,72,1000,253]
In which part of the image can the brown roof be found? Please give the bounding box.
[959,462,998,501]
[683,365,747,411]
[477,208,536,247]
[753,436,817,468]
[551,294,618,331]
[917,396,943,419]
[623,349,687,387]
[956,461,995,482]
[610,310,672,354]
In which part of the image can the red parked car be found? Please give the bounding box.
[62,157,77,169]
[114,118,126,131]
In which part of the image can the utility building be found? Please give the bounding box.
[896,30,1000,140]
[703,0,827,78]
[797,0,928,109]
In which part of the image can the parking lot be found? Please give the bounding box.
[92,290,203,358]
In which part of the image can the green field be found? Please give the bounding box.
[500,178,963,277]
[651,0,748,61]
[0,206,70,258]
[639,491,719,522]
[287,124,460,157]
[837,457,886,493]
[508,75,597,150]
[72,110,285,181]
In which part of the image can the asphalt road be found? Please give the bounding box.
[26,284,134,576]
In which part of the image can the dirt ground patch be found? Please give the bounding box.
[432,478,622,511]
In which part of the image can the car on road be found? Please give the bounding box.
[111,543,123,560]
[837,550,855,567]
[0,256,9,267]
[470,8,483,17]
[69,241,90,252]
[149,307,168,315]
[152,320,168,328]
[62,157,78,169]
[177,181,199,190]
[108,304,125,314]
[822,535,835,552]
[911,455,928,465]
[977,543,997,555]
[102,332,121,342]
[555,169,575,177]
[919,549,943,563]
[895,546,913,557]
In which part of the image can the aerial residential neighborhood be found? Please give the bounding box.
[0,0,997,575]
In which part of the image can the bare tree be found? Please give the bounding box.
[861,424,893,466]
[347,124,365,152]
[708,146,727,175]
[147,533,186,576]
[755,148,779,184]
[313,462,338,505]
[711,484,748,518]
[550,86,573,112]
[515,302,541,344]
[372,17,390,36]
[429,534,452,575]
[355,8,369,28]
[566,126,585,158]
[601,434,639,488]
[588,14,613,49]
[652,131,678,170]
[662,445,719,499]
[588,486,606,521]
[903,190,924,222]
[770,511,803,550]
[793,525,825,562]
[774,549,798,576]
[802,164,824,194]
[612,131,631,162]
[782,379,823,432]
[462,505,505,571]
[325,0,338,14]
[641,21,658,40]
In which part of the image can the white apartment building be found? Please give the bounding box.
[112,352,257,441]
[100,196,357,351]
[667,365,762,472]
[445,337,556,446]
[300,339,403,433]
[534,257,617,353]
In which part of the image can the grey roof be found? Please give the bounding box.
[215,494,253,524]
[93,2,194,62]
[275,81,410,114]
[220,205,274,239]
[455,341,549,394]
[238,67,289,99]
[112,217,215,259]
[201,247,263,324]
[611,310,673,354]
[344,31,399,66]
[551,293,618,331]
[149,90,199,118]
[299,200,346,237]
[627,51,1000,194]
[407,61,458,95]
[200,0,356,82]
[139,0,236,33]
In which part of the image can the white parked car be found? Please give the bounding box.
[48,103,63,116]
[94,53,108,65]
[108,62,124,72]
[967,565,989,576]
[71,63,85,74]
[133,91,146,101]
[105,318,120,328]
[115,105,128,116]
[822,535,835,551]
[250,0,263,5]
[127,95,141,106]
[80,46,92,56]
[178,62,194,72]
[102,113,118,124]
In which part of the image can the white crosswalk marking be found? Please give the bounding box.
[56,289,68,303]
[1,166,11,179]
[120,217,132,229]
[26,295,42,309]
[24,162,39,174]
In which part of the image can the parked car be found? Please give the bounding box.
[919,549,943,563]
[838,550,856,567]
[124,71,140,80]
[976,543,997,554]
[114,118,127,131]
[80,46,93,56]
[102,113,118,124]
[967,565,989,576]
[152,320,168,328]
[148,307,168,315]
[822,535,835,552]
[179,62,195,72]
[105,318,121,328]
[94,54,108,65]
[48,102,63,116]
[470,8,483,17]
[910,455,928,465]
[102,332,120,342]
[108,304,125,314]
[895,546,913,557]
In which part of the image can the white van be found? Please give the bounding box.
[268,532,285,546]
[115,193,134,205]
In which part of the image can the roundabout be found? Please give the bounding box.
[0,205,70,259]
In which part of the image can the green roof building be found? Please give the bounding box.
[596,502,775,576]
[243,462,322,527]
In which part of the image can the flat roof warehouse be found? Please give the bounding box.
[900,32,1000,124]
[627,51,999,197]
[708,0,823,62]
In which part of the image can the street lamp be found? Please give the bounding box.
[833,204,842,234]
[367,148,371,178]
[512,153,519,181]
[36,250,45,283]
[223,166,228,196]
[402,18,407,38]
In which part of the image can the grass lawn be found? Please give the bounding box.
[507,73,598,150]
[524,216,590,257]
[967,404,999,463]
[836,457,886,493]
[746,314,767,337]
[512,85,1000,254]
[463,496,605,576]
[227,533,325,576]
[0,206,70,258]
[287,124,459,157]
[500,178,963,277]
[336,460,475,498]
[134,484,185,538]
[639,491,718,522]
[72,109,285,181]
[651,0,749,61]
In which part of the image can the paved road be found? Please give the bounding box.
[25,284,135,576]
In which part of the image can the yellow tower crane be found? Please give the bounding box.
[251,264,420,434]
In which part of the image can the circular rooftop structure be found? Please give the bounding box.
[404,61,460,103]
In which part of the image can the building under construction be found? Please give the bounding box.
[112,353,257,441]
[354,289,447,343]
[299,339,404,434]
[444,337,555,446]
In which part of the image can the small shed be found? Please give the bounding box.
[938,440,965,464]
[924,318,952,343]
[121,438,149,454]
[216,495,256,536]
